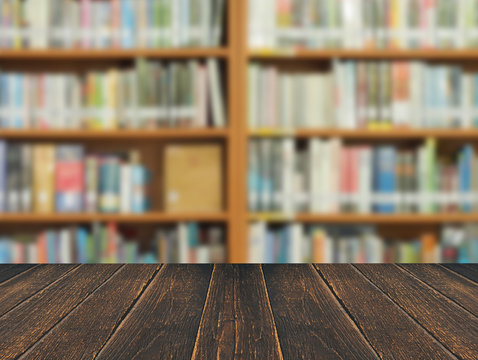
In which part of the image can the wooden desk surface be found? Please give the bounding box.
[0,264,476,359]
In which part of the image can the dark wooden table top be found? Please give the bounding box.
[0,264,476,359]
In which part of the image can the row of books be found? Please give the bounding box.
[249,138,478,214]
[249,0,478,50]
[0,0,225,49]
[249,223,478,263]
[0,222,226,263]
[0,142,150,214]
[249,61,478,130]
[0,58,226,130]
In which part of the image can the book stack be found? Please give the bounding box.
[249,223,478,263]
[0,58,226,129]
[249,138,478,215]
[0,222,226,263]
[0,141,150,214]
[0,0,225,49]
[249,0,478,50]
[249,61,478,130]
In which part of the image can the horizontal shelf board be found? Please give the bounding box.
[0,48,229,59]
[249,213,478,224]
[0,213,229,223]
[249,129,478,139]
[0,129,229,140]
[249,49,478,60]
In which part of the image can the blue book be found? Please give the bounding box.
[0,75,7,128]
[374,147,396,213]
[187,223,199,250]
[458,145,473,213]
[121,0,135,48]
[140,252,157,264]
[277,227,289,264]
[46,231,57,264]
[76,228,88,263]
[0,141,6,212]
[131,164,146,213]
[13,74,22,128]
[99,158,120,213]
[264,230,275,264]
[0,237,11,263]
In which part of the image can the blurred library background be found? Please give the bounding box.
[1,0,478,264]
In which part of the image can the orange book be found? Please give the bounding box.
[33,144,55,213]
[421,232,438,263]
[313,229,326,263]
[36,232,48,263]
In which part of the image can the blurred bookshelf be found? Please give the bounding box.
[241,0,478,263]
[0,0,241,263]
[3,0,478,264]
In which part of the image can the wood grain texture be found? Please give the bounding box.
[20,265,159,360]
[0,265,120,360]
[262,264,379,360]
[0,265,76,317]
[97,265,212,360]
[442,264,478,283]
[192,265,283,359]
[316,265,454,360]
[401,264,478,317]
[0,265,36,284]
[356,265,478,360]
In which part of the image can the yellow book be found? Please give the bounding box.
[105,69,119,129]
[33,144,55,213]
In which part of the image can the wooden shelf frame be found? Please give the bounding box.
[4,1,478,262]
[248,213,478,224]
[0,212,229,224]
[0,129,229,140]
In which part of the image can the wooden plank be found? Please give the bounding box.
[0,265,76,317]
[317,265,455,360]
[442,264,478,283]
[97,265,212,359]
[0,265,36,284]
[401,264,478,317]
[21,265,159,360]
[0,265,120,360]
[356,265,478,360]
[262,265,379,359]
[192,265,283,359]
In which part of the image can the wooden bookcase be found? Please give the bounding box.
[3,1,478,262]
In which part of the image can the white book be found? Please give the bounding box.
[201,0,212,46]
[309,138,322,213]
[282,138,295,215]
[196,245,210,264]
[178,223,189,264]
[358,148,372,214]
[120,164,132,213]
[289,223,303,263]
[461,73,473,129]
[248,222,266,263]
[25,0,50,48]
[329,138,341,213]
[60,229,72,264]
[266,67,278,128]
[410,62,424,128]
[27,242,37,264]
[207,58,226,127]
[196,64,208,128]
